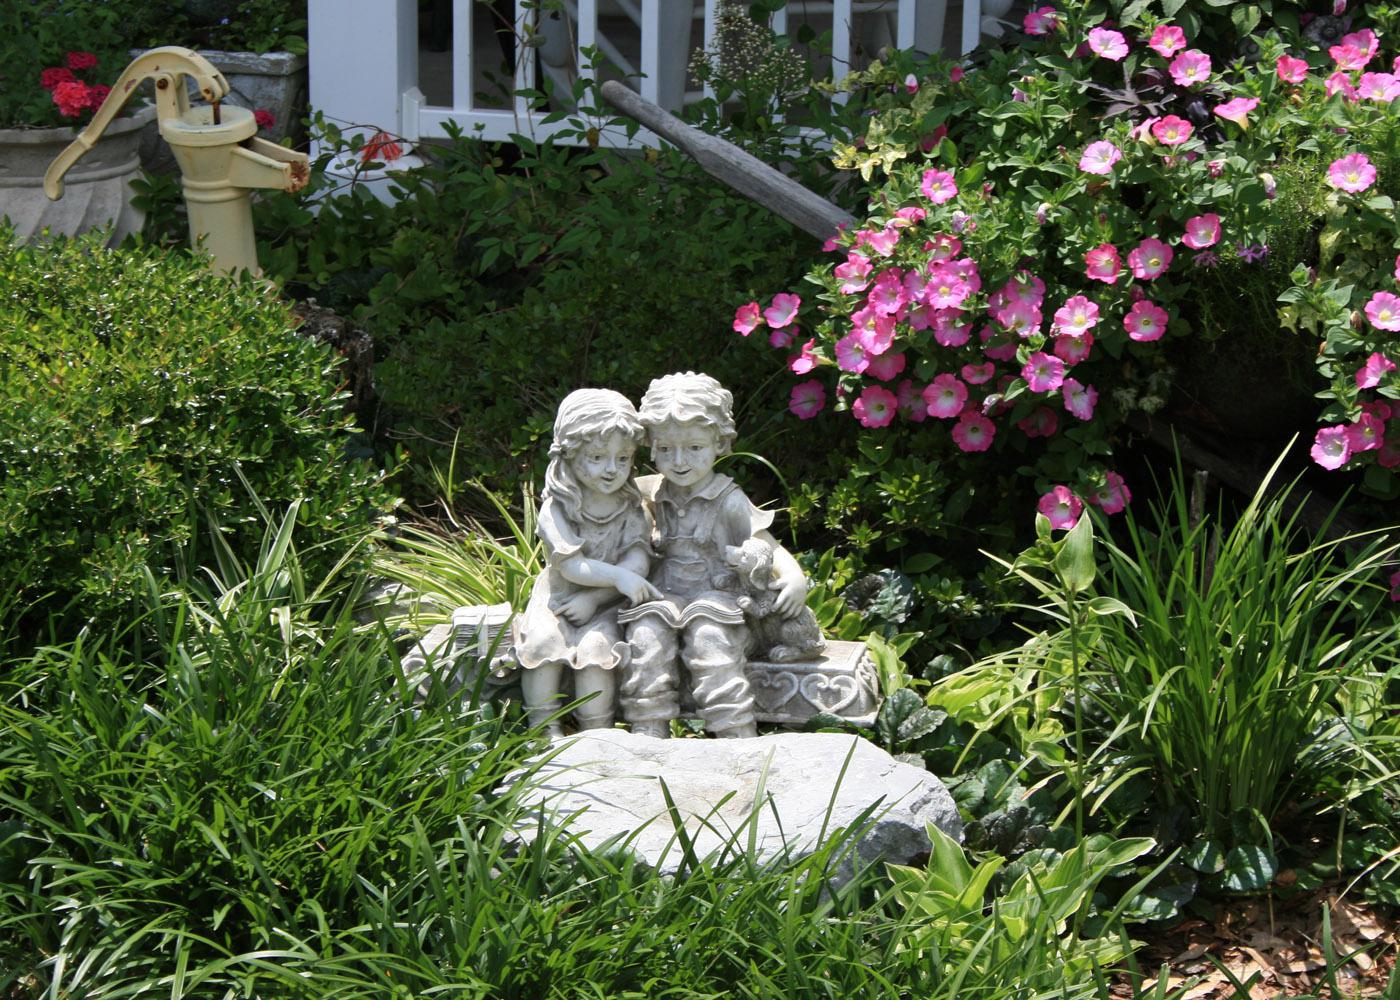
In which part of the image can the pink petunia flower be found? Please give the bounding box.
[924,374,969,419]
[834,332,872,374]
[835,252,873,294]
[1182,213,1221,249]
[867,351,907,381]
[1018,406,1059,438]
[851,308,896,355]
[924,263,972,309]
[1214,96,1259,129]
[1169,49,1211,87]
[950,66,965,84]
[904,73,920,94]
[1127,237,1174,280]
[896,380,928,422]
[1151,115,1193,145]
[1347,413,1386,452]
[933,310,973,347]
[764,293,801,328]
[1277,54,1309,83]
[1380,437,1400,470]
[925,233,963,261]
[1124,299,1169,341]
[1088,27,1129,61]
[951,411,996,452]
[1326,70,1360,101]
[1389,569,1400,602]
[1023,6,1059,35]
[1079,140,1122,175]
[1085,244,1122,284]
[1023,351,1066,393]
[1088,471,1131,514]
[921,169,959,205]
[769,327,796,349]
[789,380,826,419]
[1357,352,1397,388]
[1149,25,1187,58]
[1053,295,1100,336]
[981,326,1020,362]
[1329,153,1377,193]
[894,206,927,226]
[962,361,996,385]
[733,301,762,335]
[789,339,819,374]
[854,386,897,428]
[1358,72,1400,102]
[1062,378,1098,420]
[1038,486,1083,529]
[1365,291,1400,330]
[1311,425,1352,469]
[864,224,901,257]
[866,272,907,315]
[1394,253,1400,283]
[1054,330,1094,365]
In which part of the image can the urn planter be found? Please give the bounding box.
[0,104,156,246]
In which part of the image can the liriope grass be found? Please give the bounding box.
[0,503,1308,1000]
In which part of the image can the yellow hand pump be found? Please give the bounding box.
[44,46,309,275]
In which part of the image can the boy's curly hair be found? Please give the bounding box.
[637,372,737,456]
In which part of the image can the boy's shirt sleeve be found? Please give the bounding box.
[719,485,775,545]
[536,497,584,563]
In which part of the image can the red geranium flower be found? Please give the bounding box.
[52,80,91,117]
[66,51,98,71]
[253,108,276,129]
[40,66,76,91]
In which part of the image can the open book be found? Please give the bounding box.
[616,596,746,629]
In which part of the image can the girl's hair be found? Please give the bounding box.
[544,388,645,516]
[637,372,737,455]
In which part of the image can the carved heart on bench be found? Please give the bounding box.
[800,674,860,714]
[751,671,800,712]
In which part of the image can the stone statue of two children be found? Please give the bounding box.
[513,372,821,739]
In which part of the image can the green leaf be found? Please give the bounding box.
[1219,844,1278,892]
[1054,513,1096,594]
[1084,595,1136,623]
[1182,838,1226,874]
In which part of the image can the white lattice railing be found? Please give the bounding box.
[308,0,1006,152]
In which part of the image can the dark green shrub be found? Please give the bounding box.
[0,232,394,645]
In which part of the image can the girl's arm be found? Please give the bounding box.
[557,554,660,604]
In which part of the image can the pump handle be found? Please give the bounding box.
[45,47,229,200]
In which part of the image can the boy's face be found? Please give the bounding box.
[650,422,720,490]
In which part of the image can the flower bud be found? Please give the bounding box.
[1259,172,1277,199]
[1351,310,1364,330]
[1035,203,1050,224]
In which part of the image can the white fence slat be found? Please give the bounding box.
[515,0,534,117]
[702,0,719,101]
[577,0,597,84]
[961,0,981,54]
[897,0,917,50]
[452,0,473,112]
[640,2,661,104]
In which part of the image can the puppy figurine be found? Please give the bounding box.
[725,537,826,664]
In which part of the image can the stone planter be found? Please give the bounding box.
[0,104,157,247]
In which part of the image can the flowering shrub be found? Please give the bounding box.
[0,2,137,128]
[742,0,1400,525]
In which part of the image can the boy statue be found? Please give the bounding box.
[618,372,809,739]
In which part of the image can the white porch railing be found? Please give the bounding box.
[308,0,1009,151]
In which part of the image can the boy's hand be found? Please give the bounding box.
[772,573,808,618]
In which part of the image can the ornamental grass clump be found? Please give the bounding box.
[739,0,1400,527]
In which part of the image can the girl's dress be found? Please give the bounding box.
[513,494,651,672]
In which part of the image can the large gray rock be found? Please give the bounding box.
[509,730,961,880]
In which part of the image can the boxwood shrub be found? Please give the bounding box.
[0,232,395,644]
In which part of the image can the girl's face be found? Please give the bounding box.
[650,421,720,490]
[570,430,636,496]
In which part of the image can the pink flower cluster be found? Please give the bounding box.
[40,52,110,119]
[1037,471,1131,529]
